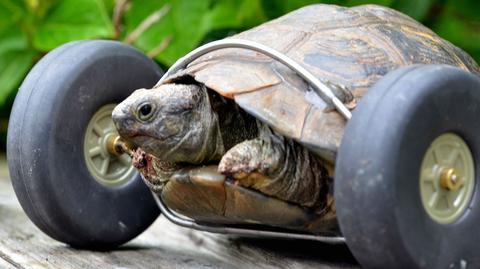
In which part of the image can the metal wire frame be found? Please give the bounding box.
[156,39,352,119]
[151,39,351,244]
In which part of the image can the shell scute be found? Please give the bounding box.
[173,4,479,157]
[192,60,282,98]
[234,84,311,140]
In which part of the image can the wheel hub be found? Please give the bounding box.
[439,168,464,191]
[84,104,137,187]
[420,133,475,224]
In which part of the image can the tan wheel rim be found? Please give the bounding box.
[420,133,475,224]
[84,104,136,187]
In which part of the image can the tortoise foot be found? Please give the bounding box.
[218,138,278,190]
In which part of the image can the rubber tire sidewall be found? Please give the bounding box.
[8,40,162,249]
[335,65,480,269]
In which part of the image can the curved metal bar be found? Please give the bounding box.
[155,39,352,120]
[151,191,346,244]
[149,39,349,243]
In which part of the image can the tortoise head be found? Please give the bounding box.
[112,83,223,163]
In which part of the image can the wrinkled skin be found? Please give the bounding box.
[131,147,180,192]
[113,84,224,164]
[113,83,331,209]
[130,147,337,233]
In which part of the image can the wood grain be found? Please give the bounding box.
[0,157,358,269]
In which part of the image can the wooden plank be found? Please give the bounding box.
[0,252,18,269]
[0,158,359,269]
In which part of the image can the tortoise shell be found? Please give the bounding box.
[165,4,480,162]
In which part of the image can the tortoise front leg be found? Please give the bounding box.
[218,131,332,210]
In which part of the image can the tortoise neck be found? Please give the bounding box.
[190,87,225,164]
[207,90,259,152]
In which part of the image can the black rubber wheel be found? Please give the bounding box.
[335,65,480,268]
[7,40,162,249]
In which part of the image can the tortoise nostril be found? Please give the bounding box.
[112,107,122,121]
[112,105,127,124]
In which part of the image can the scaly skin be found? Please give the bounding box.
[113,83,331,209]
[218,126,331,209]
[113,84,225,164]
[131,148,181,193]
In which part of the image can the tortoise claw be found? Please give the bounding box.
[218,137,272,172]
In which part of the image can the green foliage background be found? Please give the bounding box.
[0,0,479,145]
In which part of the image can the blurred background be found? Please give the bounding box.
[0,0,479,148]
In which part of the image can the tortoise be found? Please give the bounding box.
[112,4,480,268]
[8,3,480,268]
[113,2,479,232]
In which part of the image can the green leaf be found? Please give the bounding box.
[33,0,113,51]
[0,50,35,106]
[124,0,269,66]
[25,0,58,19]
[431,2,480,52]
[0,27,29,56]
[261,0,335,19]
[125,0,212,65]
[208,0,266,29]
[440,0,480,20]
[0,0,25,28]
[391,0,434,21]
[433,16,480,51]
[283,0,332,10]
[0,19,33,106]
[429,0,480,64]
[101,0,115,14]
[344,0,394,7]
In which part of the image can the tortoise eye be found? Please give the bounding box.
[137,103,154,121]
